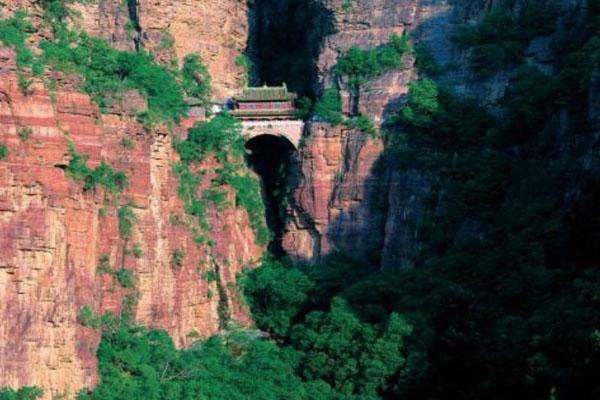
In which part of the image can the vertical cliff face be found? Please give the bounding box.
[135,0,250,99]
[249,0,334,97]
[282,0,422,267]
[282,0,591,269]
[70,0,250,99]
[0,44,262,397]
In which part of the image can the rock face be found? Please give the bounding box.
[319,0,418,121]
[283,123,385,263]
[42,0,250,100]
[282,0,423,267]
[136,0,250,100]
[283,0,586,269]
[0,50,262,398]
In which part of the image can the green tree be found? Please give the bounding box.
[118,203,136,240]
[291,297,411,398]
[401,78,440,128]
[181,54,211,105]
[314,88,343,125]
[243,258,314,337]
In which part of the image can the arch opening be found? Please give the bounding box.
[246,134,295,255]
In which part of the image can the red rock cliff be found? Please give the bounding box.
[282,0,422,267]
[0,48,262,398]
[71,0,250,99]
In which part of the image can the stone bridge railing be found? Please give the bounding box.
[241,120,304,148]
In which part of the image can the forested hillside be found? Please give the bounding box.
[1,0,599,399]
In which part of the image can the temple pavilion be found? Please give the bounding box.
[230,84,297,120]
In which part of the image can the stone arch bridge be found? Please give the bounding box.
[241,120,304,148]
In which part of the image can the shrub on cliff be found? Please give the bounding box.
[454,6,555,75]
[225,173,271,245]
[181,54,211,105]
[344,115,378,137]
[0,386,43,400]
[336,33,409,89]
[0,11,43,73]
[66,143,128,193]
[314,88,343,125]
[176,113,244,164]
[41,32,187,124]
[117,203,136,240]
[0,143,7,160]
[174,114,269,246]
[401,78,440,129]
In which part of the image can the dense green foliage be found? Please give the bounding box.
[79,257,411,400]
[0,386,43,400]
[181,54,211,105]
[336,34,409,89]
[174,114,270,245]
[314,88,343,125]
[454,5,556,75]
[66,143,128,193]
[176,113,245,164]
[41,32,187,124]
[78,323,339,400]
[241,257,414,399]
[114,268,135,288]
[0,10,43,73]
[241,258,315,337]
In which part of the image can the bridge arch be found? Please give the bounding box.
[241,120,304,149]
[244,131,296,255]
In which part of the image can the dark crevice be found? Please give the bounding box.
[213,260,230,329]
[125,0,142,50]
[245,135,295,256]
[243,0,334,253]
[248,0,335,99]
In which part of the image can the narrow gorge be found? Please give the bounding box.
[1,0,599,399]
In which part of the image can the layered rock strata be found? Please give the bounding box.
[0,50,262,398]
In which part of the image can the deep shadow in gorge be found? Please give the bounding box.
[243,0,334,253]
[246,135,295,256]
[248,0,335,99]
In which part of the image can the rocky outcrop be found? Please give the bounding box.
[319,0,418,121]
[76,0,251,99]
[0,50,262,398]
